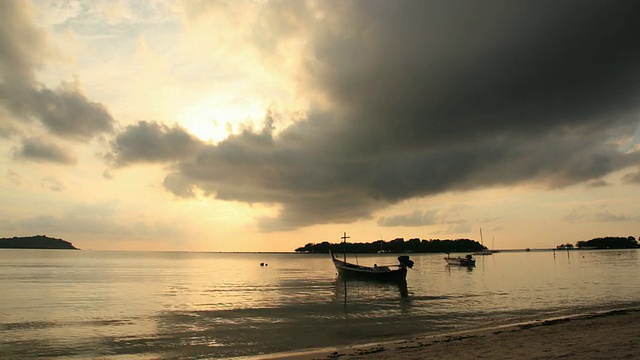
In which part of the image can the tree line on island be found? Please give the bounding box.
[0,235,79,250]
[556,236,638,250]
[295,238,486,254]
[296,235,640,254]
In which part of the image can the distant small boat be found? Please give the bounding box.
[473,249,493,255]
[330,232,414,282]
[444,254,476,266]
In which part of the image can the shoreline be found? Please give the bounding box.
[245,307,640,360]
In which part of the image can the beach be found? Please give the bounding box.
[268,308,639,360]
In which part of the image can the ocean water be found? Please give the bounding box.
[1,249,639,359]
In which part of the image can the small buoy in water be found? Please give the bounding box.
[265,263,268,266]
[260,262,264,266]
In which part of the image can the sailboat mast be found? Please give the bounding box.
[480,227,484,247]
[341,232,350,262]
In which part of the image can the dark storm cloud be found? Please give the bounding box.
[29,85,114,140]
[112,1,640,231]
[0,1,114,142]
[14,137,77,165]
[108,121,203,166]
[306,1,640,146]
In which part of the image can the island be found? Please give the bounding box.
[295,237,487,254]
[557,236,639,250]
[0,235,79,250]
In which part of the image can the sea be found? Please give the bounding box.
[1,249,640,359]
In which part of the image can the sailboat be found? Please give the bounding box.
[329,232,414,282]
[473,228,493,255]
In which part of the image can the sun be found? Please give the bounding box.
[178,95,267,143]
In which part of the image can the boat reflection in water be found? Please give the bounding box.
[334,275,409,300]
[332,276,411,342]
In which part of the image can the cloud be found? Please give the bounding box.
[10,201,186,241]
[6,169,65,191]
[593,211,629,222]
[0,110,20,138]
[0,1,115,142]
[6,170,31,187]
[444,223,473,235]
[109,1,640,231]
[378,210,439,227]
[41,177,66,192]
[29,83,114,140]
[565,208,637,223]
[586,179,609,188]
[14,137,77,165]
[107,121,204,166]
[622,168,640,184]
[12,201,124,236]
[162,173,197,198]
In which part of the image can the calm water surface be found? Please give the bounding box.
[1,249,639,359]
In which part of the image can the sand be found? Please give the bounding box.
[262,308,640,360]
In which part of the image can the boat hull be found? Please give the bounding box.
[330,252,408,282]
[473,250,493,255]
[444,257,476,266]
[333,259,407,281]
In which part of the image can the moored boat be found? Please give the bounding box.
[473,249,493,255]
[444,253,476,266]
[330,232,414,282]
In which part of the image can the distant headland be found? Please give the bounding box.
[0,235,79,250]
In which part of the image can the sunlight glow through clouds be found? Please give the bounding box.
[178,95,271,143]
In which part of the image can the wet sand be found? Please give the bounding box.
[263,308,640,360]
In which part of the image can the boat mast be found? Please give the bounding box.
[341,232,350,262]
[480,227,484,247]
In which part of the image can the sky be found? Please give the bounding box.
[1,0,640,252]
